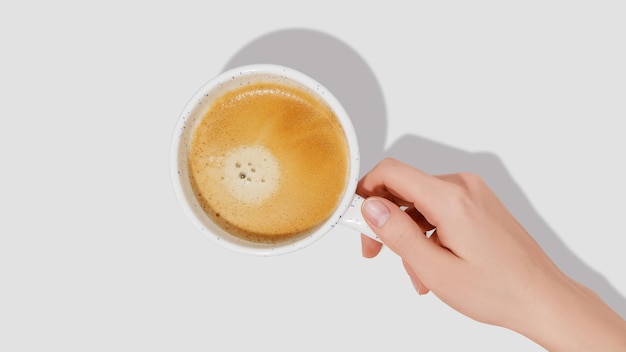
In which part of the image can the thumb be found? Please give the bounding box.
[361,197,425,259]
[361,197,451,270]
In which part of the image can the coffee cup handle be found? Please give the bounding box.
[339,194,382,242]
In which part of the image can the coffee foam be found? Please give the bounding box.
[188,81,349,244]
[219,145,280,204]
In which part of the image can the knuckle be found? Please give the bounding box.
[457,172,486,190]
[385,213,419,252]
[376,157,399,170]
[446,172,486,217]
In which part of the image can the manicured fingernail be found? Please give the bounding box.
[362,199,390,227]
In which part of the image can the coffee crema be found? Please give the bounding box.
[188,81,350,244]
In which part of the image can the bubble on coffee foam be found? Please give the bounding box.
[220,145,280,204]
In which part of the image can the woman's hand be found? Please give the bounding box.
[358,158,626,351]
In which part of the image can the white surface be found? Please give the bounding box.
[1,1,624,351]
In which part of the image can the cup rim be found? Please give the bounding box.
[170,64,360,256]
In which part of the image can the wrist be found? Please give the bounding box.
[515,277,626,351]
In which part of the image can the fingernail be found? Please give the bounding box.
[411,278,420,294]
[410,279,428,296]
[362,199,390,227]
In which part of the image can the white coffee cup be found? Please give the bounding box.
[170,64,378,256]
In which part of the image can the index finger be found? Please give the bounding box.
[357,158,450,227]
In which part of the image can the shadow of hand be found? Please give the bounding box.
[222,27,626,319]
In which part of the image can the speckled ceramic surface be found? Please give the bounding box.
[170,64,372,256]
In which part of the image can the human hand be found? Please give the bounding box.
[358,158,626,351]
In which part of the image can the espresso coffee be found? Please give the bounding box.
[188,81,350,244]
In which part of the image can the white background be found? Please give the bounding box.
[1,1,625,351]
